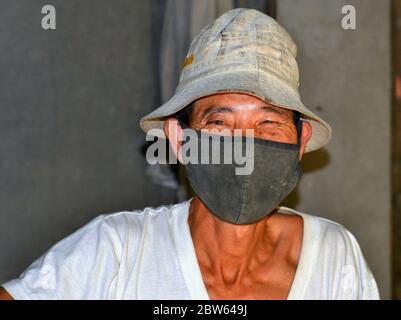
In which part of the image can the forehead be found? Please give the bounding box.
[192,92,292,115]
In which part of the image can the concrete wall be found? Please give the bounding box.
[0,0,177,284]
[277,0,392,298]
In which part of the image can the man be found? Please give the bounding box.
[0,8,379,300]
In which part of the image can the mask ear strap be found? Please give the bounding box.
[295,111,303,146]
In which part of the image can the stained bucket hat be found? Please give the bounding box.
[140,8,332,152]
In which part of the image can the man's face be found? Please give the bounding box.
[165,92,312,162]
[188,93,298,144]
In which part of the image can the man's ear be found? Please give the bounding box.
[299,120,312,160]
[164,117,184,163]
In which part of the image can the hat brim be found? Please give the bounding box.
[140,69,332,153]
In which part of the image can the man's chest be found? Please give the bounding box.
[199,259,298,300]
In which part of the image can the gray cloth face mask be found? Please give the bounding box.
[181,116,302,225]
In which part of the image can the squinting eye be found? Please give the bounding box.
[261,120,278,125]
[206,120,225,125]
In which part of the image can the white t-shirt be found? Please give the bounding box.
[3,199,380,300]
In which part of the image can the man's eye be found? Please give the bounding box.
[261,120,278,125]
[206,120,225,125]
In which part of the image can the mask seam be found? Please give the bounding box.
[237,174,248,224]
[236,143,252,223]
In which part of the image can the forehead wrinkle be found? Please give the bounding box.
[199,103,292,118]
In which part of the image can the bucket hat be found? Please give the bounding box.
[140,8,332,152]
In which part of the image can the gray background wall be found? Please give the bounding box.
[0,0,392,299]
[278,0,392,299]
[0,0,177,285]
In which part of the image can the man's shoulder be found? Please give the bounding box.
[277,206,360,251]
[29,200,191,265]
[101,200,190,221]
[309,214,360,250]
[278,207,379,299]
[90,200,191,236]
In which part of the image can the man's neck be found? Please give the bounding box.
[187,196,282,284]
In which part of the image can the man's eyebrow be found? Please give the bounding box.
[260,105,291,116]
[200,105,234,118]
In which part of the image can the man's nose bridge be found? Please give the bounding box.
[229,107,262,136]
[231,117,256,137]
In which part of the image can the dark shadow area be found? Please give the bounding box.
[281,148,331,208]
